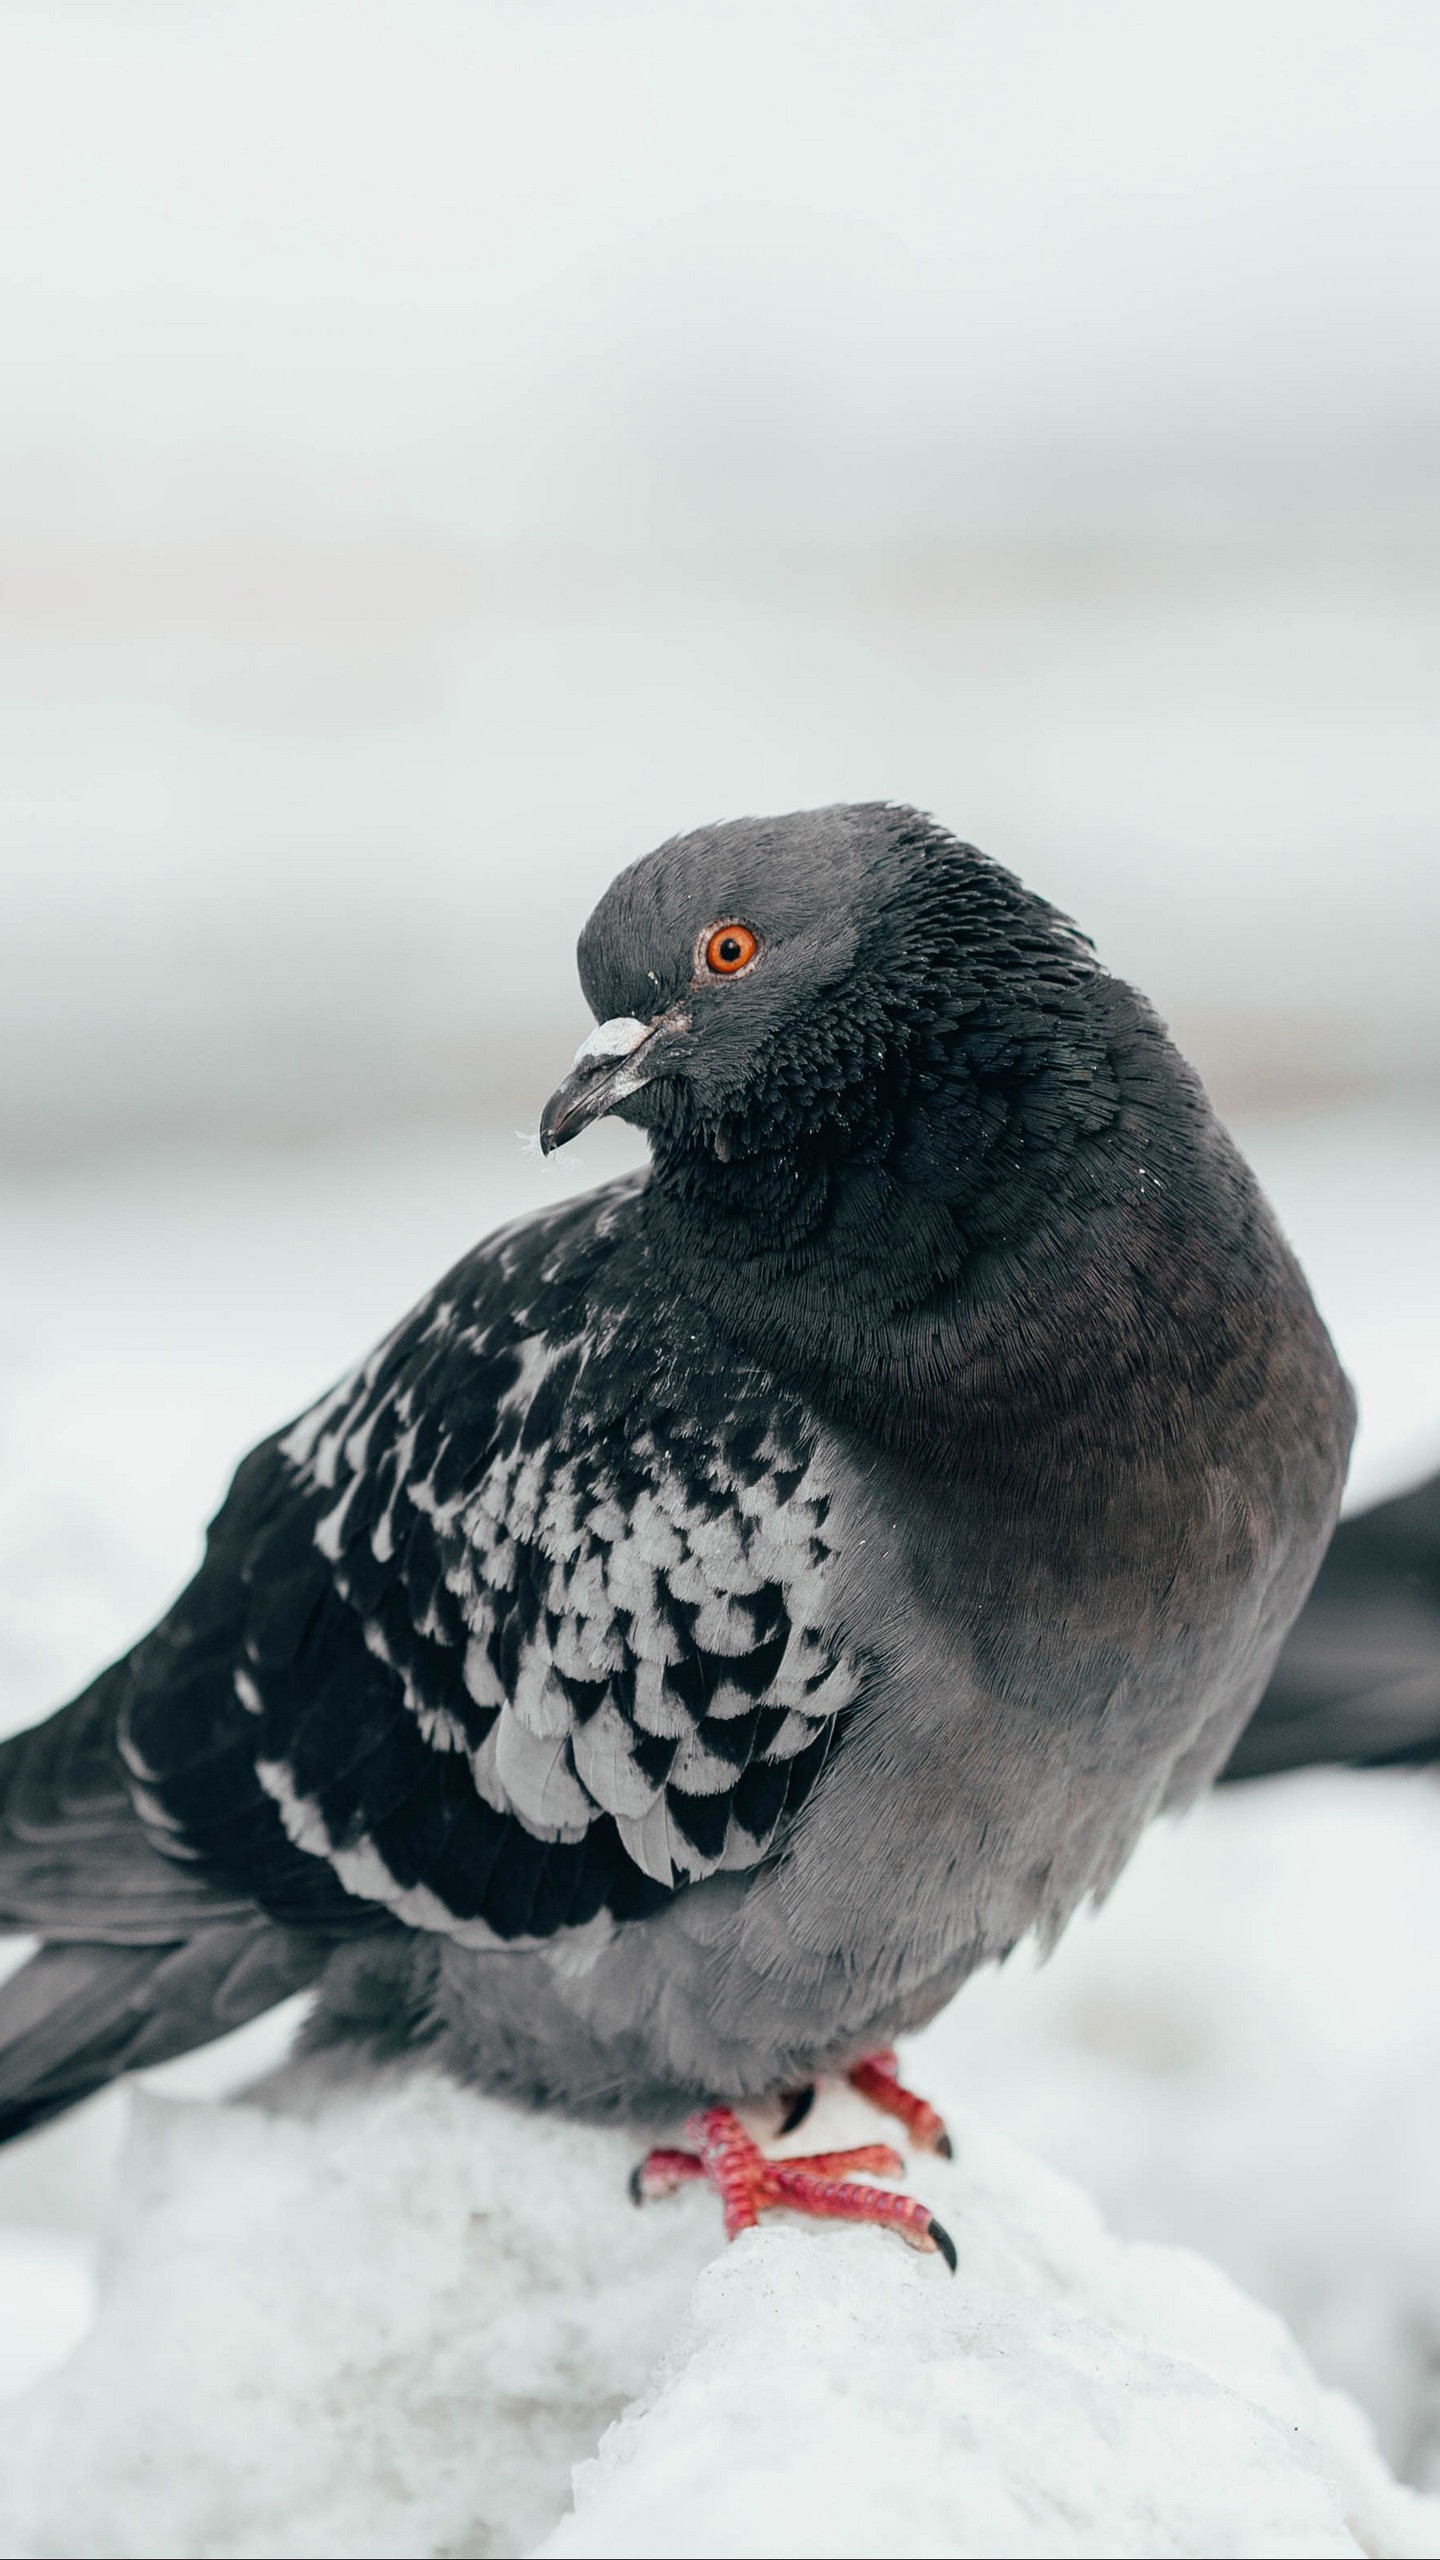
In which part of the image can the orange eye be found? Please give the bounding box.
[703,921,759,976]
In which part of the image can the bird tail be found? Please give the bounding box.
[0,1924,327,2146]
[1223,1466,1440,1782]
[0,1650,330,2145]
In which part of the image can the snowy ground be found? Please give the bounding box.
[5,2070,1440,2560]
[1,1099,1438,2551]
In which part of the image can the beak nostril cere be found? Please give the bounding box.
[571,1017,653,1071]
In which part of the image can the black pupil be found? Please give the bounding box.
[717,935,743,965]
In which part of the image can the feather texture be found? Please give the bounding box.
[97,1179,864,1953]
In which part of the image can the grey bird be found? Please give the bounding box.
[0,804,1355,2254]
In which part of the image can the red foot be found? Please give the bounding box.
[847,2049,953,2158]
[632,2105,956,2270]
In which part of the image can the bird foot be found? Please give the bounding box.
[846,2047,953,2158]
[777,2048,952,2155]
[631,2103,957,2270]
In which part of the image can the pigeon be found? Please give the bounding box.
[0,802,1356,2258]
[1224,1464,1440,1781]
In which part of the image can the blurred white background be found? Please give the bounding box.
[1,0,1437,1150]
[3,0,1440,2498]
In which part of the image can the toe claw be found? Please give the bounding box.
[777,2083,816,2137]
[630,2144,706,2206]
[934,2128,954,2162]
[927,2214,958,2274]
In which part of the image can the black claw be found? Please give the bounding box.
[628,2162,646,2206]
[926,2214,958,2274]
[777,2083,816,2137]
[934,2128,954,2161]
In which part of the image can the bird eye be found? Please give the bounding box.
[703,921,759,976]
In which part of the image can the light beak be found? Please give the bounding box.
[539,1016,659,1154]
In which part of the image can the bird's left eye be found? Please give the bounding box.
[703,921,759,975]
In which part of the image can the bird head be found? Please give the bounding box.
[539,803,1103,1184]
[540,804,877,1157]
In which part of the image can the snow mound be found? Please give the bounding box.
[2,2070,1437,2560]
[540,2108,1440,2560]
[913,1769,1440,2486]
[0,2227,94,2400]
[0,2072,708,2560]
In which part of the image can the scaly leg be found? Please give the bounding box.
[846,2048,953,2157]
[774,2049,954,2156]
[631,2103,956,2268]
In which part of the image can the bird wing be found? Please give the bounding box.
[1223,1466,1440,1779]
[107,1173,863,1950]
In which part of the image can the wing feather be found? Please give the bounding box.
[94,1173,865,1950]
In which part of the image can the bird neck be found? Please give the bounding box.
[639,976,1263,1471]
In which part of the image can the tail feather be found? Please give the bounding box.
[0,1924,327,2145]
[0,1644,341,2144]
